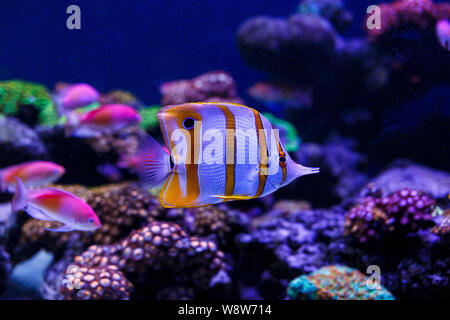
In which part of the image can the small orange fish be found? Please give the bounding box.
[248,82,312,111]
[12,178,101,232]
[65,104,141,137]
[0,161,65,193]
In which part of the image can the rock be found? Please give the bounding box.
[0,117,47,168]
[368,160,450,200]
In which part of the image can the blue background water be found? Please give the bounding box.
[0,0,380,103]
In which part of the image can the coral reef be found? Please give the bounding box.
[0,246,11,294]
[235,190,449,300]
[0,80,56,127]
[0,0,448,301]
[61,264,133,300]
[37,125,140,185]
[287,265,395,300]
[13,183,161,263]
[237,14,340,87]
[138,106,161,132]
[295,136,368,206]
[236,0,450,166]
[235,204,346,299]
[86,183,162,245]
[297,0,353,32]
[0,117,47,169]
[368,160,450,200]
[159,70,244,106]
[366,0,450,39]
[383,245,449,299]
[98,90,141,108]
[59,221,228,299]
[345,188,436,243]
[168,205,250,250]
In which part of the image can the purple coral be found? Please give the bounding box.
[345,188,436,243]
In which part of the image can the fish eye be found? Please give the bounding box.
[88,218,94,224]
[279,156,286,164]
[182,118,196,129]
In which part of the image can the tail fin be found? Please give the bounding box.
[137,134,171,190]
[11,177,28,213]
[64,112,79,137]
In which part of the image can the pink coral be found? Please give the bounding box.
[366,0,450,38]
[159,70,244,106]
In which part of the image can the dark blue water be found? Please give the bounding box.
[0,0,373,103]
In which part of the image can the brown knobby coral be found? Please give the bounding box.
[60,221,227,299]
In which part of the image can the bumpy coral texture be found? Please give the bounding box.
[345,188,436,243]
[60,221,227,299]
[18,183,162,262]
[288,265,395,300]
[0,80,56,126]
[61,264,133,300]
[98,90,140,107]
[159,70,244,106]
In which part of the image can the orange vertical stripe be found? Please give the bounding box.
[253,110,268,198]
[218,105,236,197]
[272,124,287,184]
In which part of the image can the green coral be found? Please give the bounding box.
[263,113,301,152]
[58,102,100,124]
[288,265,395,300]
[0,79,58,126]
[139,105,161,131]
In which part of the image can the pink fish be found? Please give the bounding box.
[117,154,142,172]
[54,83,100,113]
[65,104,141,137]
[12,178,101,232]
[0,161,65,193]
[248,82,312,112]
[436,19,450,51]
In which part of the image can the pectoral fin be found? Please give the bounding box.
[45,225,75,232]
[26,205,53,221]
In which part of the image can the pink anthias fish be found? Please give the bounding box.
[436,19,450,51]
[117,153,143,172]
[65,104,142,137]
[0,161,65,193]
[117,146,171,173]
[248,82,312,110]
[12,177,101,232]
[53,83,100,113]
